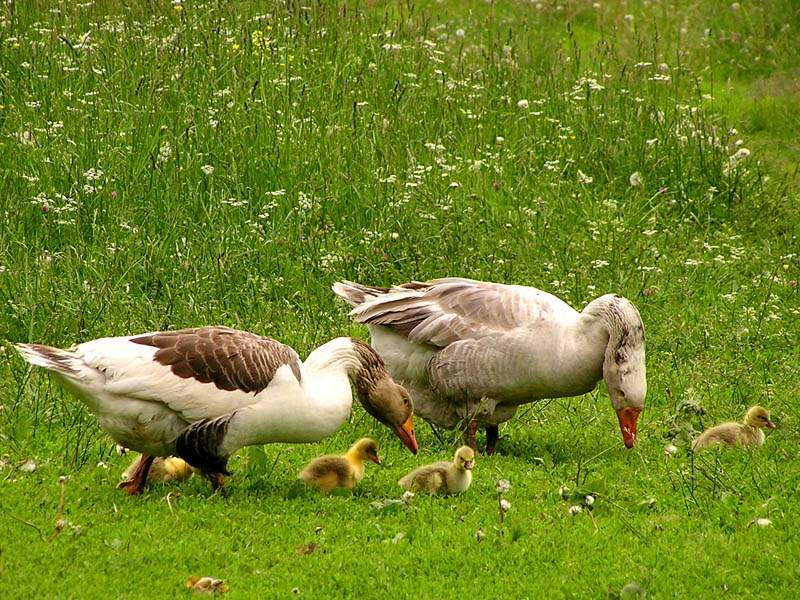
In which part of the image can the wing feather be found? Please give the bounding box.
[344,278,573,348]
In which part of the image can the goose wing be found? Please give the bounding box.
[336,278,575,347]
[82,326,302,420]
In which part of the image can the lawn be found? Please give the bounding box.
[1,0,799,597]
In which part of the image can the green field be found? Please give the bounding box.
[1,1,799,597]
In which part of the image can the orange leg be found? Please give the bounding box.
[466,419,478,451]
[117,454,155,495]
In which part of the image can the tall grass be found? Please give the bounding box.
[0,1,798,597]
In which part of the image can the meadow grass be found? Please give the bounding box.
[1,0,799,597]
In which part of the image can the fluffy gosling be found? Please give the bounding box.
[692,405,776,452]
[123,455,195,486]
[398,446,475,494]
[299,438,381,493]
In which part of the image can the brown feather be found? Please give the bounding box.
[131,326,302,394]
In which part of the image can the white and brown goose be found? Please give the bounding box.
[16,327,418,494]
[333,278,646,453]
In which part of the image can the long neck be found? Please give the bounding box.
[302,337,386,385]
[583,294,645,365]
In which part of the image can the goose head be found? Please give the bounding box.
[744,405,775,430]
[453,446,475,471]
[349,438,382,465]
[588,295,647,449]
[350,339,419,454]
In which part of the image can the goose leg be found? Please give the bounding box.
[485,425,499,455]
[117,454,155,495]
[206,472,227,493]
[465,419,478,451]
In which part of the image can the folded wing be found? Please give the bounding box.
[335,278,571,347]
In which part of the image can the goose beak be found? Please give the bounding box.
[766,420,776,430]
[370,454,382,465]
[616,407,641,449]
[463,460,474,471]
[393,416,419,454]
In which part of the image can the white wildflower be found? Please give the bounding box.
[496,479,511,494]
[624,14,634,24]
[752,518,772,527]
[517,99,529,109]
[475,528,485,541]
[19,460,37,473]
[201,164,215,176]
[157,140,172,163]
[733,147,750,161]
[499,499,511,512]
[629,171,643,187]
[584,495,595,507]
[455,28,465,37]
[577,169,593,184]
[568,504,583,515]
[664,444,678,456]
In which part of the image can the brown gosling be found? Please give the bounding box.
[692,405,776,452]
[299,438,381,493]
[398,446,475,494]
[123,455,195,485]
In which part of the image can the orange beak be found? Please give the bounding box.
[616,407,641,449]
[766,420,776,430]
[393,416,419,454]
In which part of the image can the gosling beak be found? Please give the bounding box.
[393,415,419,454]
[766,420,776,430]
[370,454,382,465]
[463,460,474,471]
[616,407,641,449]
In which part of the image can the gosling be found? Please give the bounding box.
[398,446,474,494]
[123,455,194,485]
[299,438,381,493]
[692,405,776,452]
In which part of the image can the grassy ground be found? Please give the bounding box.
[1,0,799,597]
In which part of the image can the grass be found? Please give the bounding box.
[1,0,799,597]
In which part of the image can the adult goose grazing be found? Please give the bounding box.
[16,327,418,494]
[333,278,646,453]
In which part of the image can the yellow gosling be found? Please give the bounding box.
[692,405,776,452]
[299,438,381,494]
[398,446,474,494]
[123,455,195,485]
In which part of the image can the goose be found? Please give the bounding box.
[691,405,775,452]
[398,446,475,493]
[333,278,646,453]
[299,437,381,493]
[16,327,418,494]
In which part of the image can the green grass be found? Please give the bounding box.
[1,0,799,597]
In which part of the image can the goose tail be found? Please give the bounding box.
[332,280,389,308]
[16,343,85,378]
